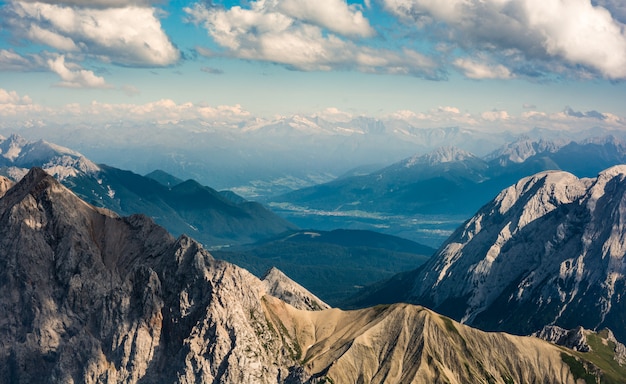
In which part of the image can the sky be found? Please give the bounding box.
[0,0,626,133]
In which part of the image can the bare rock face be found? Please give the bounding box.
[0,168,294,383]
[353,166,626,342]
[262,267,330,311]
[533,326,591,352]
[0,168,621,384]
[0,175,13,197]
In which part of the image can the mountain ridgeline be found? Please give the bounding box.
[349,165,626,343]
[0,134,296,247]
[273,136,626,217]
[1,168,624,383]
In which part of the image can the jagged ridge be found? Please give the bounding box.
[351,165,626,343]
[0,168,621,383]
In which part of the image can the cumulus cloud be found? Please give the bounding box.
[0,88,47,117]
[453,58,513,79]
[47,55,110,88]
[481,110,511,122]
[384,0,626,80]
[0,88,32,104]
[277,0,375,37]
[56,99,253,125]
[3,1,180,67]
[186,0,440,77]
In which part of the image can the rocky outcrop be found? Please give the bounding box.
[534,326,626,366]
[0,168,621,383]
[261,267,330,311]
[533,326,590,352]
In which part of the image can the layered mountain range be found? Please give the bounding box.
[0,134,296,247]
[1,167,624,383]
[274,136,626,217]
[349,165,626,344]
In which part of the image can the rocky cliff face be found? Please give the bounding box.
[353,166,626,342]
[0,168,620,383]
[0,168,296,383]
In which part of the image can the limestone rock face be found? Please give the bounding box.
[534,326,591,352]
[353,166,626,342]
[0,168,293,383]
[0,175,13,197]
[0,168,620,384]
[261,267,330,311]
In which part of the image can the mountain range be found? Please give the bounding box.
[348,165,626,344]
[271,136,626,246]
[1,167,624,383]
[0,134,296,247]
[274,136,626,216]
[6,117,624,197]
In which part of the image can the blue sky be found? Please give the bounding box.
[0,0,626,132]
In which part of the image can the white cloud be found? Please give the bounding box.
[384,0,626,79]
[313,107,354,122]
[593,0,626,23]
[454,57,513,79]
[4,1,180,67]
[27,24,79,51]
[481,110,510,122]
[47,55,110,88]
[186,1,440,77]
[277,0,375,37]
[121,85,140,97]
[0,49,40,71]
[0,88,32,104]
[0,88,46,117]
[438,106,460,114]
[58,99,253,126]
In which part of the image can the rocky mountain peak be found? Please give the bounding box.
[262,267,330,311]
[355,166,626,342]
[0,133,28,161]
[485,137,562,165]
[405,146,477,167]
[1,167,623,383]
[493,170,588,220]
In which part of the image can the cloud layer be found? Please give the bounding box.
[1,88,623,134]
[185,0,440,77]
[383,0,626,79]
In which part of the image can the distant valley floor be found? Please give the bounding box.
[269,202,467,248]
